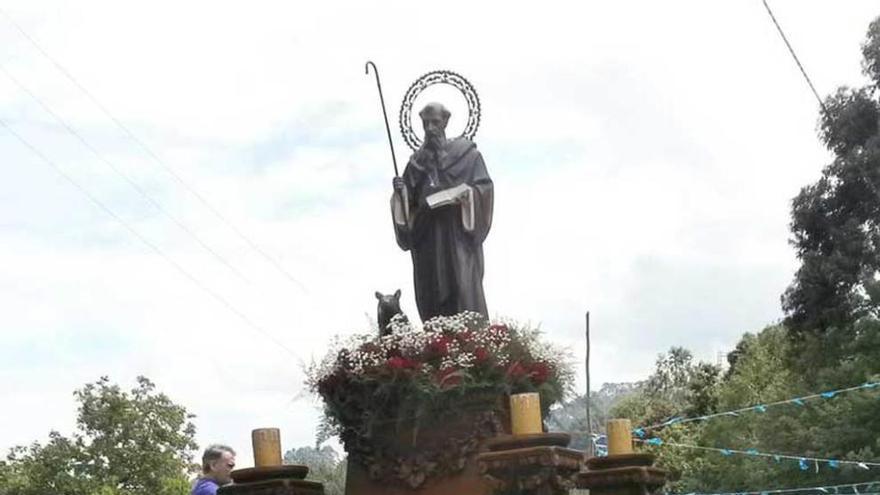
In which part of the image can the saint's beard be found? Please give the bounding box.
[425,132,446,150]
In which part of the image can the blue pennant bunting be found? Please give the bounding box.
[821,391,837,399]
[792,398,806,406]
[799,458,810,471]
[829,460,840,469]
[754,405,768,413]
[720,449,733,456]
[647,438,663,446]
[746,449,759,455]
[633,428,647,438]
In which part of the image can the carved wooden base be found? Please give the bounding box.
[576,454,666,495]
[477,445,585,495]
[344,456,493,495]
[217,478,324,495]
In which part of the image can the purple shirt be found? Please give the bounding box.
[192,478,220,495]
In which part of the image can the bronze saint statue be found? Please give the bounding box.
[390,103,494,321]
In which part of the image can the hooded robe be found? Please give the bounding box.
[391,137,494,321]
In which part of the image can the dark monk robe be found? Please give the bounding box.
[391,133,494,322]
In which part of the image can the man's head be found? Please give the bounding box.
[419,102,450,150]
[201,444,236,484]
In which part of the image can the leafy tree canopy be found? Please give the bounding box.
[782,17,880,337]
[0,376,197,495]
[284,445,346,495]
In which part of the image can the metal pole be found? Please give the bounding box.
[364,61,399,177]
[585,311,593,457]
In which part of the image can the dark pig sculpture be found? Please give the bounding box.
[375,289,405,337]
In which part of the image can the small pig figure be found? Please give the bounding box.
[375,289,405,337]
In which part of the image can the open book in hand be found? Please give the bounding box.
[425,183,472,209]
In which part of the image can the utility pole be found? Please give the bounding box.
[585,311,593,457]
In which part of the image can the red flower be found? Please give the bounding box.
[529,362,551,385]
[386,356,406,369]
[426,336,452,357]
[386,356,418,370]
[506,362,527,379]
[474,347,489,363]
[457,330,474,342]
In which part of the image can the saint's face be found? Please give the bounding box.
[422,112,448,148]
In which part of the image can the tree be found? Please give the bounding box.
[603,18,880,480]
[612,347,721,429]
[0,377,198,495]
[782,17,880,337]
[699,325,879,492]
[284,445,346,495]
[547,382,640,452]
[615,325,880,493]
[0,432,106,495]
[607,347,721,492]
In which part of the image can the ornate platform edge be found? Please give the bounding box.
[575,465,667,489]
[477,446,585,495]
[217,478,324,495]
[478,446,584,471]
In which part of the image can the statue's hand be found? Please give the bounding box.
[392,177,405,192]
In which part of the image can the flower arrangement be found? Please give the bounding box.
[306,311,573,486]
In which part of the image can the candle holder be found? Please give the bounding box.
[218,428,324,495]
[477,433,583,495]
[575,419,667,495]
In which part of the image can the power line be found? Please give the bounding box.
[0,6,308,294]
[760,0,827,114]
[759,0,880,202]
[0,64,251,285]
[0,118,301,360]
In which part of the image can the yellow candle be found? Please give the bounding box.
[510,393,542,435]
[606,419,633,455]
[252,428,282,467]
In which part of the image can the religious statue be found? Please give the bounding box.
[364,64,492,322]
[389,102,494,321]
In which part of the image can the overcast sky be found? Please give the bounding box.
[1,0,878,468]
